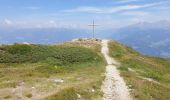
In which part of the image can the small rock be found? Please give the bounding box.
[128,68,135,72]
[92,89,95,92]
[77,94,81,99]
[54,79,64,83]
[23,42,30,45]
[128,85,132,88]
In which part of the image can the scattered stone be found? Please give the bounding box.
[54,79,64,83]
[91,89,95,92]
[77,94,81,99]
[22,42,30,45]
[143,77,160,84]
[128,68,135,72]
[31,87,35,89]
[72,38,101,42]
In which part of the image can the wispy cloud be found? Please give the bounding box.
[3,19,13,25]
[121,11,149,16]
[1,1,170,29]
[62,5,138,13]
[0,19,84,29]
[62,1,167,14]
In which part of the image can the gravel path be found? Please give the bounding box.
[101,40,131,100]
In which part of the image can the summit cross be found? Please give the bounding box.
[88,20,98,39]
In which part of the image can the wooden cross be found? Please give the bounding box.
[88,20,98,38]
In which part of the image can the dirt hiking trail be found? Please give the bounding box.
[101,40,131,100]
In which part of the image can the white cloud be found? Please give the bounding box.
[63,7,102,13]
[150,39,170,48]
[62,2,166,14]
[160,52,170,58]
[121,11,149,16]
[0,19,84,29]
[62,5,140,13]
[3,19,13,25]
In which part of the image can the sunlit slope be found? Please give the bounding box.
[0,39,105,100]
[109,40,170,100]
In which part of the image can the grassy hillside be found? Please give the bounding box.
[109,41,170,100]
[0,43,100,64]
[0,40,105,100]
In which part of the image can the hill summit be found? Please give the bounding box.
[0,38,169,100]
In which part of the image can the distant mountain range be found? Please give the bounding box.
[108,20,170,59]
[0,20,170,58]
[0,28,91,44]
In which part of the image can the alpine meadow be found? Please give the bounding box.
[0,0,170,100]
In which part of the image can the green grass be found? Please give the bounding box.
[0,40,105,100]
[3,95,12,99]
[45,88,77,100]
[0,43,100,64]
[109,41,170,100]
[25,93,32,98]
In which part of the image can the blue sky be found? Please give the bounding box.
[0,0,170,29]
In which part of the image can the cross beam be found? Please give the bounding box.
[88,20,98,39]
